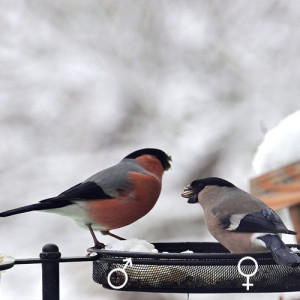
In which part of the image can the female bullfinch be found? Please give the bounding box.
[182,177,300,267]
[0,148,171,248]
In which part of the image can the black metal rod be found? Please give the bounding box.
[15,256,96,265]
[40,244,61,300]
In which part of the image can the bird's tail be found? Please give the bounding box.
[0,196,72,217]
[0,203,46,217]
[258,234,300,267]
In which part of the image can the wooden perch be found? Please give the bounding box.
[250,161,300,244]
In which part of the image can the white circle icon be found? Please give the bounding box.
[107,258,132,289]
[237,256,258,291]
[107,268,128,290]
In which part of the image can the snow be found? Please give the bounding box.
[253,110,300,174]
[180,250,194,254]
[105,239,195,254]
[105,239,158,253]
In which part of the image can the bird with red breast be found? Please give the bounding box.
[0,148,172,248]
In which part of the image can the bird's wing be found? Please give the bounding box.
[35,181,114,211]
[57,181,114,200]
[221,208,296,235]
[40,158,148,206]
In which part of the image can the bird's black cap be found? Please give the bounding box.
[190,177,235,189]
[125,148,172,171]
[182,177,235,203]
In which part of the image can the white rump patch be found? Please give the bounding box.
[251,233,277,248]
[43,202,107,231]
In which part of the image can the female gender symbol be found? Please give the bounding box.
[237,256,258,291]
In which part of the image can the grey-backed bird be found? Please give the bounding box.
[181,177,300,267]
[0,148,171,248]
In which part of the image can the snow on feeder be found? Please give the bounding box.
[88,240,300,293]
[251,110,300,243]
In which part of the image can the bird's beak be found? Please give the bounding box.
[181,186,194,198]
[181,185,198,203]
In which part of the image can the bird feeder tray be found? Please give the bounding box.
[0,255,15,272]
[0,254,15,286]
[88,242,300,293]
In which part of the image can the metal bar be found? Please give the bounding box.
[40,244,61,300]
[97,256,276,266]
[88,243,300,260]
[14,256,96,265]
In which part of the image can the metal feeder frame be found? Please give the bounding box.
[2,242,300,299]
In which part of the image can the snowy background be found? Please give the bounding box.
[1,1,300,299]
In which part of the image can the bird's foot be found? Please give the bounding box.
[93,241,105,249]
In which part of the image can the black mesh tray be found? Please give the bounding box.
[88,242,300,293]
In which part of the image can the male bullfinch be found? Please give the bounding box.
[181,177,300,267]
[0,148,171,248]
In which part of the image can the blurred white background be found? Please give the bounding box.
[0,1,299,299]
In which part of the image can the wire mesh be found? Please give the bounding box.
[90,242,300,293]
